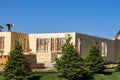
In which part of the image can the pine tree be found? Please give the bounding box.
[115,56,120,72]
[84,45,106,73]
[55,34,89,80]
[3,42,32,80]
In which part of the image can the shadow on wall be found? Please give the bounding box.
[23,54,45,69]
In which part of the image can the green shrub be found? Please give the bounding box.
[55,34,90,80]
[3,42,32,80]
[84,46,106,73]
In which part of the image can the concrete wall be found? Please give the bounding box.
[25,54,44,69]
[0,32,11,55]
[35,52,57,63]
[11,32,29,52]
[29,32,76,53]
[76,33,115,63]
[0,31,119,65]
[29,32,76,63]
[113,34,120,61]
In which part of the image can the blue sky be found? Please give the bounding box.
[0,0,120,39]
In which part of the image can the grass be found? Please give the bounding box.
[37,68,120,80]
[93,68,120,80]
[94,72,120,80]
[40,73,60,80]
[29,68,120,80]
[0,68,120,80]
[33,70,61,80]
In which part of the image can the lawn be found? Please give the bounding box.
[33,70,61,80]
[93,68,120,80]
[39,70,120,80]
[0,69,120,80]
[35,68,120,80]
[94,72,120,80]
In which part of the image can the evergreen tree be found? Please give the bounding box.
[3,42,32,80]
[84,45,106,73]
[115,56,120,72]
[55,34,89,80]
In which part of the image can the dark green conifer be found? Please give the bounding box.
[3,42,32,80]
[55,34,89,80]
[84,45,106,73]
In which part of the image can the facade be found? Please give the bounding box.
[0,31,120,66]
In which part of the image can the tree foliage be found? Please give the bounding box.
[3,42,32,80]
[84,45,106,73]
[55,34,89,80]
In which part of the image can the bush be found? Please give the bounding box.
[55,34,90,80]
[3,42,32,80]
[84,46,106,73]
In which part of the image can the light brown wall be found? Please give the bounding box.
[11,32,29,52]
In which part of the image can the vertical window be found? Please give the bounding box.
[0,37,4,51]
[51,38,64,53]
[77,38,82,54]
[51,38,54,51]
[101,42,107,57]
[18,38,26,52]
[36,38,49,52]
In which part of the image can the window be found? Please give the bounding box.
[77,38,82,54]
[51,38,64,53]
[36,38,49,52]
[18,38,26,52]
[101,42,107,57]
[0,37,4,52]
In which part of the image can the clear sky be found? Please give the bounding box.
[0,0,120,39]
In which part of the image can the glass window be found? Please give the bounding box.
[101,42,107,57]
[51,38,64,53]
[0,37,4,52]
[77,38,82,54]
[18,38,26,52]
[36,38,49,52]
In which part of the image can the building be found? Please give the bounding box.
[0,29,120,68]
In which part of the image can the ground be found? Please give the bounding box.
[0,68,120,80]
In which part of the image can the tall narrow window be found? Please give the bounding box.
[36,38,49,53]
[77,38,82,54]
[0,37,4,51]
[18,38,26,52]
[51,38,64,53]
[101,42,107,57]
[51,38,54,51]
